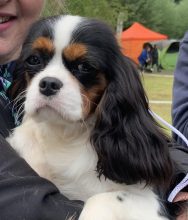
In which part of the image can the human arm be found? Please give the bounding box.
[171,32,188,213]
[172,31,188,148]
[172,31,188,180]
[0,135,83,220]
[0,97,83,220]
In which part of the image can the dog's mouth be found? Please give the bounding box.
[36,104,56,113]
[33,104,64,122]
[33,102,80,123]
[36,104,60,116]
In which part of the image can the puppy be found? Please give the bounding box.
[7,15,175,220]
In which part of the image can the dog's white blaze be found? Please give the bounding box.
[54,15,83,51]
[24,57,83,121]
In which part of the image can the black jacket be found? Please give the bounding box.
[0,96,83,220]
[172,31,188,181]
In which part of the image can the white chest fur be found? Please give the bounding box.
[7,117,167,219]
[7,118,124,200]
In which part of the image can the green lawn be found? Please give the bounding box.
[142,73,174,133]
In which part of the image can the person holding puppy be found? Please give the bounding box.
[0,0,83,219]
[0,1,187,220]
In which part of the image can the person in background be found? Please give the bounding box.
[151,44,161,72]
[0,0,83,219]
[138,42,151,72]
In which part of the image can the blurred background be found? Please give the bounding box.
[43,0,188,39]
[42,0,188,134]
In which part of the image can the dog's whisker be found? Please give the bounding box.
[4,91,26,108]
[15,102,25,122]
[81,94,93,116]
[15,110,24,123]
[12,94,26,106]
[15,107,24,121]
[83,99,91,114]
[81,118,89,132]
[81,93,98,106]
[13,90,27,101]
[13,102,24,112]
[11,90,27,107]
[12,100,24,113]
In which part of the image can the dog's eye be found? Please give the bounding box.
[63,57,97,77]
[78,63,89,72]
[26,55,41,66]
[76,63,95,74]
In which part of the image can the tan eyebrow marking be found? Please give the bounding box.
[32,37,54,52]
[63,43,87,61]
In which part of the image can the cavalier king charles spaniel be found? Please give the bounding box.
[7,15,177,220]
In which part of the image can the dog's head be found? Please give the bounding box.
[9,15,173,186]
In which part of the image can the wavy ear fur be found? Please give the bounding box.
[91,53,173,187]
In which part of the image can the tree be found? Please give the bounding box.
[122,0,188,38]
[64,0,126,29]
[43,0,188,39]
[173,0,188,38]
[174,0,182,3]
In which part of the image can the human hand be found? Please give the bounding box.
[173,192,188,220]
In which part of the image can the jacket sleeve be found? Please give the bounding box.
[0,97,83,220]
[171,31,188,180]
[0,134,83,220]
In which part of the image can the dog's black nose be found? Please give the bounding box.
[39,77,63,96]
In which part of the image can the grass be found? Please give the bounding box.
[141,73,174,134]
[142,74,173,101]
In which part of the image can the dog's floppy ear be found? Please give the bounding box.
[91,54,173,187]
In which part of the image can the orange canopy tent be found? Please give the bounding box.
[121,22,168,63]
